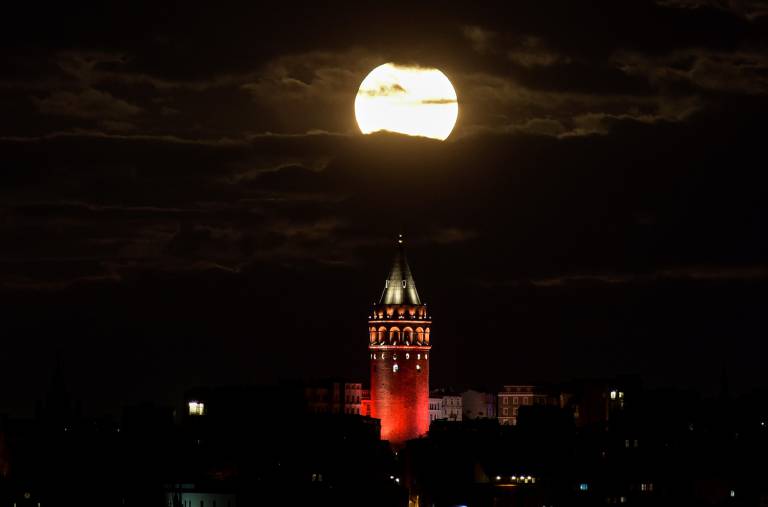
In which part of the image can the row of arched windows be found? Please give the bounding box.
[370,306,429,319]
[368,326,430,344]
[370,352,428,361]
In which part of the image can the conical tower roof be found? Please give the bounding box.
[379,235,422,305]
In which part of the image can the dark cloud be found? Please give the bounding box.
[33,88,143,118]
[420,98,457,104]
[527,265,768,287]
[657,0,768,20]
[2,101,766,279]
[361,83,407,96]
[615,48,768,95]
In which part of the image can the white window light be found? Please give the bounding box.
[188,401,205,416]
[393,364,399,373]
[610,390,617,400]
[405,353,410,359]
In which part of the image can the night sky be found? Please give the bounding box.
[2,1,767,416]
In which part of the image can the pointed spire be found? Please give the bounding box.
[379,234,422,305]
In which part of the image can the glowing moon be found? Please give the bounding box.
[355,63,458,141]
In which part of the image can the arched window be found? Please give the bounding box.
[377,326,387,343]
[393,364,399,373]
[416,327,424,343]
[389,327,401,343]
[369,327,376,343]
[403,327,413,344]
[425,327,430,343]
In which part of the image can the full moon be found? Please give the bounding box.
[355,63,458,141]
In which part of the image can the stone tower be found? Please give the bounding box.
[368,235,431,445]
